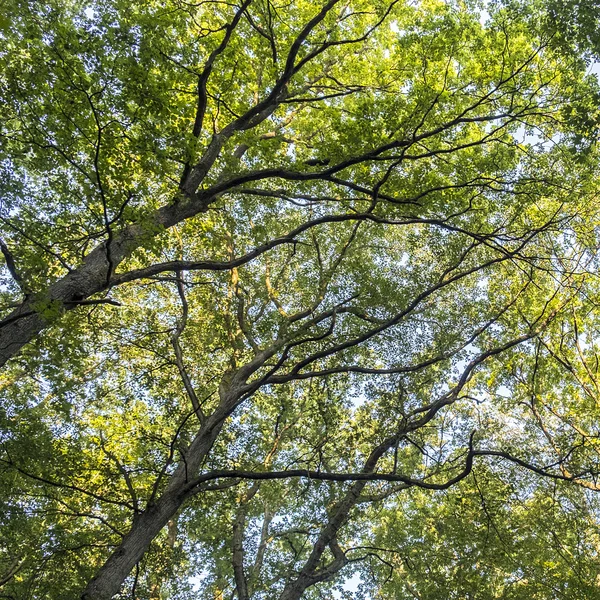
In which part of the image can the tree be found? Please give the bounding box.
[1,0,600,598]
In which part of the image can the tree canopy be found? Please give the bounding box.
[2,0,600,598]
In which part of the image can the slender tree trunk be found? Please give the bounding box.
[278,436,399,600]
[278,483,363,600]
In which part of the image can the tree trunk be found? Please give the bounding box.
[82,490,183,600]
[81,400,227,599]
[0,197,211,368]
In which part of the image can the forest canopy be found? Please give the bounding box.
[2,0,600,598]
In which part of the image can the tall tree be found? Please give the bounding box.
[1,0,600,598]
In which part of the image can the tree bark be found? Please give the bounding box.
[0,195,212,368]
[80,396,227,600]
[81,489,183,600]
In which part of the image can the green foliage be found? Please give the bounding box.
[1,0,600,599]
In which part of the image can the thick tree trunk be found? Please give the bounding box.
[0,197,211,368]
[82,490,183,600]
[0,242,113,366]
[0,87,282,370]
[81,401,228,600]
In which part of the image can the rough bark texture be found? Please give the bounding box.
[0,196,212,368]
[0,0,310,370]
[81,490,184,600]
[0,97,286,368]
[81,395,229,600]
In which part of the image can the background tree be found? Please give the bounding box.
[1,0,600,599]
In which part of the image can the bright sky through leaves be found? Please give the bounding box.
[1,1,600,599]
